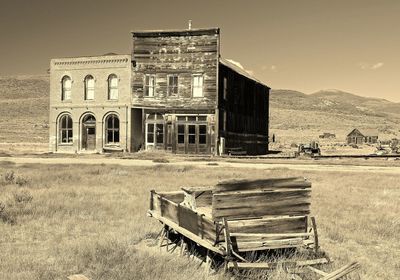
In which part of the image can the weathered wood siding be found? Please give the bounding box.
[218,63,269,155]
[131,29,219,110]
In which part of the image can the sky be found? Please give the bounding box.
[0,0,399,102]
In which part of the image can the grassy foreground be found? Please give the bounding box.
[0,160,399,280]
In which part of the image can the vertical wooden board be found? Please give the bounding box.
[160,199,179,224]
[178,205,199,235]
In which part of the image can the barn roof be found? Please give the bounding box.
[219,58,270,89]
[347,128,379,137]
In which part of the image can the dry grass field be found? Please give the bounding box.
[0,160,399,280]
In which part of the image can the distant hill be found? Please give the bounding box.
[270,89,400,142]
[0,75,49,143]
[0,75,399,144]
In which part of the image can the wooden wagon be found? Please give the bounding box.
[148,177,360,279]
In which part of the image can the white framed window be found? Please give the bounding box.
[84,75,95,100]
[192,74,204,97]
[61,76,72,101]
[59,114,73,144]
[144,74,155,97]
[108,74,118,100]
[167,74,179,95]
[105,114,120,144]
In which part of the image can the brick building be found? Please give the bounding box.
[49,28,270,155]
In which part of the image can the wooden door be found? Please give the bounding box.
[85,127,96,150]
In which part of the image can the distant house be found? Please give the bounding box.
[346,129,378,144]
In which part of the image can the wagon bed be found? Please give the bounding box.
[149,177,317,256]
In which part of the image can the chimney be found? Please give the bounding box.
[188,20,192,30]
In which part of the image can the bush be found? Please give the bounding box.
[0,201,16,225]
[15,175,30,186]
[13,190,33,204]
[4,170,15,184]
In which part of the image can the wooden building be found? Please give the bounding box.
[49,27,270,155]
[131,28,270,155]
[346,128,378,145]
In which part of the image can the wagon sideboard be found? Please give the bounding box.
[148,177,315,255]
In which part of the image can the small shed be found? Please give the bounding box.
[347,129,378,144]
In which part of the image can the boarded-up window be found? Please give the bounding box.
[108,74,118,100]
[167,75,179,95]
[85,75,95,100]
[61,76,72,101]
[59,114,73,144]
[105,114,120,144]
[192,74,204,97]
[223,77,228,100]
[144,75,155,97]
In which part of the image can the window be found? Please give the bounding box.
[84,75,95,100]
[192,74,204,97]
[167,75,179,95]
[223,77,228,100]
[59,114,73,144]
[178,124,185,144]
[105,114,120,144]
[61,76,72,101]
[144,74,155,97]
[199,125,207,144]
[108,74,118,100]
[188,125,196,144]
[146,113,164,146]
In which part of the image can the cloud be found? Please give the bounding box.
[359,62,384,70]
[261,65,277,72]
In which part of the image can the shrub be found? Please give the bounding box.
[13,190,33,204]
[15,175,30,186]
[0,201,16,225]
[4,170,15,184]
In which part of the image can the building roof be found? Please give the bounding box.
[219,58,270,88]
[132,28,220,37]
[347,128,379,137]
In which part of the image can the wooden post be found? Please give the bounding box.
[159,225,166,247]
[204,249,211,274]
[311,216,319,252]
[149,190,155,211]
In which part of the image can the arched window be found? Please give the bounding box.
[84,75,95,100]
[105,114,120,144]
[108,74,118,100]
[61,76,72,100]
[59,114,73,144]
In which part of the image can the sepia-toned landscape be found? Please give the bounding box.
[1,1,400,279]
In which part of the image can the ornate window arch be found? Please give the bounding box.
[61,76,72,100]
[105,114,120,144]
[84,75,95,100]
[108,74,118,100]
[59,114,73,144]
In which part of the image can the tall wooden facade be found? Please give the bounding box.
[131,28,270,155]
[49,27,270,155]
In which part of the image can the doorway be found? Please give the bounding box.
[82,114,96,150]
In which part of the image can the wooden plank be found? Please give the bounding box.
[320,262,361,280]
[235,238,304,252]
[228,216,308,234]
[214,177,309,193]
[178,205,199,235]
[212,188,311,220]
[311,216,319,252]
[148,210,224,255]
[230,232,312,238]
[226,258,328,269]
